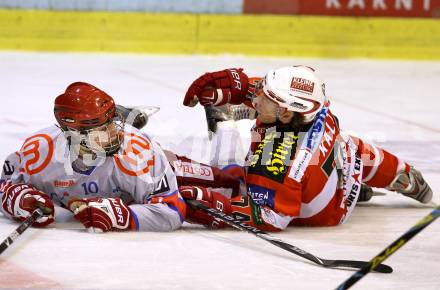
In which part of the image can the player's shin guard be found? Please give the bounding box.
[353,136,433,204]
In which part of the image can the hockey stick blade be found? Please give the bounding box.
[0,208,43,255]
[187,199,392,273]
[335,205,440,290]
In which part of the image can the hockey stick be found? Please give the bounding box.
[116,104,160,130]
[186,199,393,273]
[335,205,440,290]
[205,105,223,140]
[0,208,43,255]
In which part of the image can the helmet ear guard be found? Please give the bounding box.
[262,66,327,123]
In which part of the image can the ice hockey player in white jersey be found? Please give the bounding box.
[0,82,186,233]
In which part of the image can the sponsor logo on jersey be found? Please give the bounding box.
[54,179,76,188]
[291,77,314,94]
[172,161,214,181]
[346,157,362,208]
[114,133,154,176]
[306,105,328,150]
[248,129,298,183]
[248,184,275,208]
[319,117,337,157]
[20,134,54,175]
[152,175,170,195]
[289,103,330,182]
[2,160,15,176]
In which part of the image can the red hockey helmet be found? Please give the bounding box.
[54,82,116,130]
[54,82,124,156]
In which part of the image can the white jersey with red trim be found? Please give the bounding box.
[0,124,185,232]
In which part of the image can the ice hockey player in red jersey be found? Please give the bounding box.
[0,82,188,233]
[180,66,434,231]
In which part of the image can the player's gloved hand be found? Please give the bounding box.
[0,181,54,227]
[184,68,249,107]
[179,185,231,228]
[67,197,133,233]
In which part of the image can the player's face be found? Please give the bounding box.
[86,121,123,153]
[252,88,280,124]
[67,114,125,157]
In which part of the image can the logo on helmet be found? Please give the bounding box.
[290,77,314,94]
[289,102,308,110]
[62,117,75,123]
[266,89,286,104]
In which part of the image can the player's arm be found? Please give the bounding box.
[67,179,185,233]
[68,197,135,233]
[66,184,184,233]
[1,152,24,186]
[180,185,294,231]
[234,176,301,231]
[180,172,301,232]
[67,136,185,233]
[136,150,187,231]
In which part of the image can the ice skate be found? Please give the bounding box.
[387,167,433,204]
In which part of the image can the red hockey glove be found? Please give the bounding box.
[184,68,249,107]
[0,181,54,227]
[179,186,231,228]
[68,197,133,233]
[166,152,241,197]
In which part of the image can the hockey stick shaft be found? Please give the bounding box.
[335,205,440,290]
[187,199,392,273]
[0,208,43,255]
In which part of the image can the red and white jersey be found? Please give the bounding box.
[0,125,186,232]
[245,103,362,230]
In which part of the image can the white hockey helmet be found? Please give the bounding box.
[261,66,327,123]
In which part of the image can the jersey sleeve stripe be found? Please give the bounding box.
[130,210,140,231]
[166,204,184,222]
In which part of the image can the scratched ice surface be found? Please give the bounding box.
[0,52,439,290]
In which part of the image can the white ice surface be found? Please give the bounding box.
[0,52,439,290]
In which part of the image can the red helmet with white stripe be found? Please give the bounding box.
[262,66,327,123]
[54,82,116,130]
[54,82,124,156]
